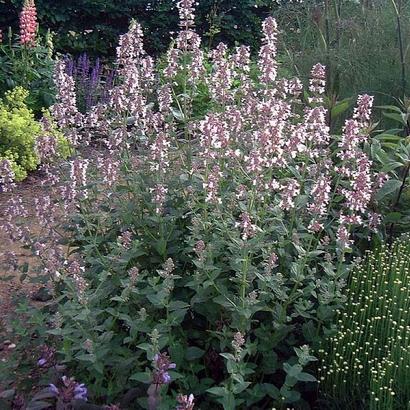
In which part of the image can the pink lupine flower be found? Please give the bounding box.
[0,29,3,44]
[19,0,37,46]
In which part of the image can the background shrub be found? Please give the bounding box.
[0,0,275,57]
[0,87,70,181]
[0,87,42,181]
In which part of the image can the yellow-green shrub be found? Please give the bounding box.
[0,87,70,181]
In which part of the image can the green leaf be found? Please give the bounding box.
[129,371,151,383]
[331,99,350,118]
[375,179,402,201]
[296,372,317,382]
[233,381,251,394]
[382,112,407,125]
[261,383,280,399]
[283,363,303,378]
[377,105,403,113]
[207,386,227,396]
[385,212,402,222]
[185,346,205,360]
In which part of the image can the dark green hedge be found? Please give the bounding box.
[0,0,281,57]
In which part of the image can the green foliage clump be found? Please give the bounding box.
[0,28,55,115]
[0,87,71,181]
[0,87,41,181]
[319,236,410,409]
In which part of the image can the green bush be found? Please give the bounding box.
[0,87,70,181]
[0,87,42,181]
[319,235,410,409]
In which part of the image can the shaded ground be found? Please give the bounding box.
[0,171,52,365]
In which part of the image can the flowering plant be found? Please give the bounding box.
[1,1,388,408]
[0,87,70,181]
[319,235,410,409]
[0,0,55,114]
[64,53,116,113]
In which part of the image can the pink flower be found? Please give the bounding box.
[258,17,278,86]
[0,159,16,193]
[336,225,353,250]
[151,184,168,214]
[176,393,195,410]
[354,94,374,128]
[236,212,257,240]
[203,165,222,204]
[279,179,300,211]
[209,43,233,104]
[19,0,37,46]
[309,63,326,103]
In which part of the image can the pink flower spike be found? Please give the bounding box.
[20,0,38,47]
